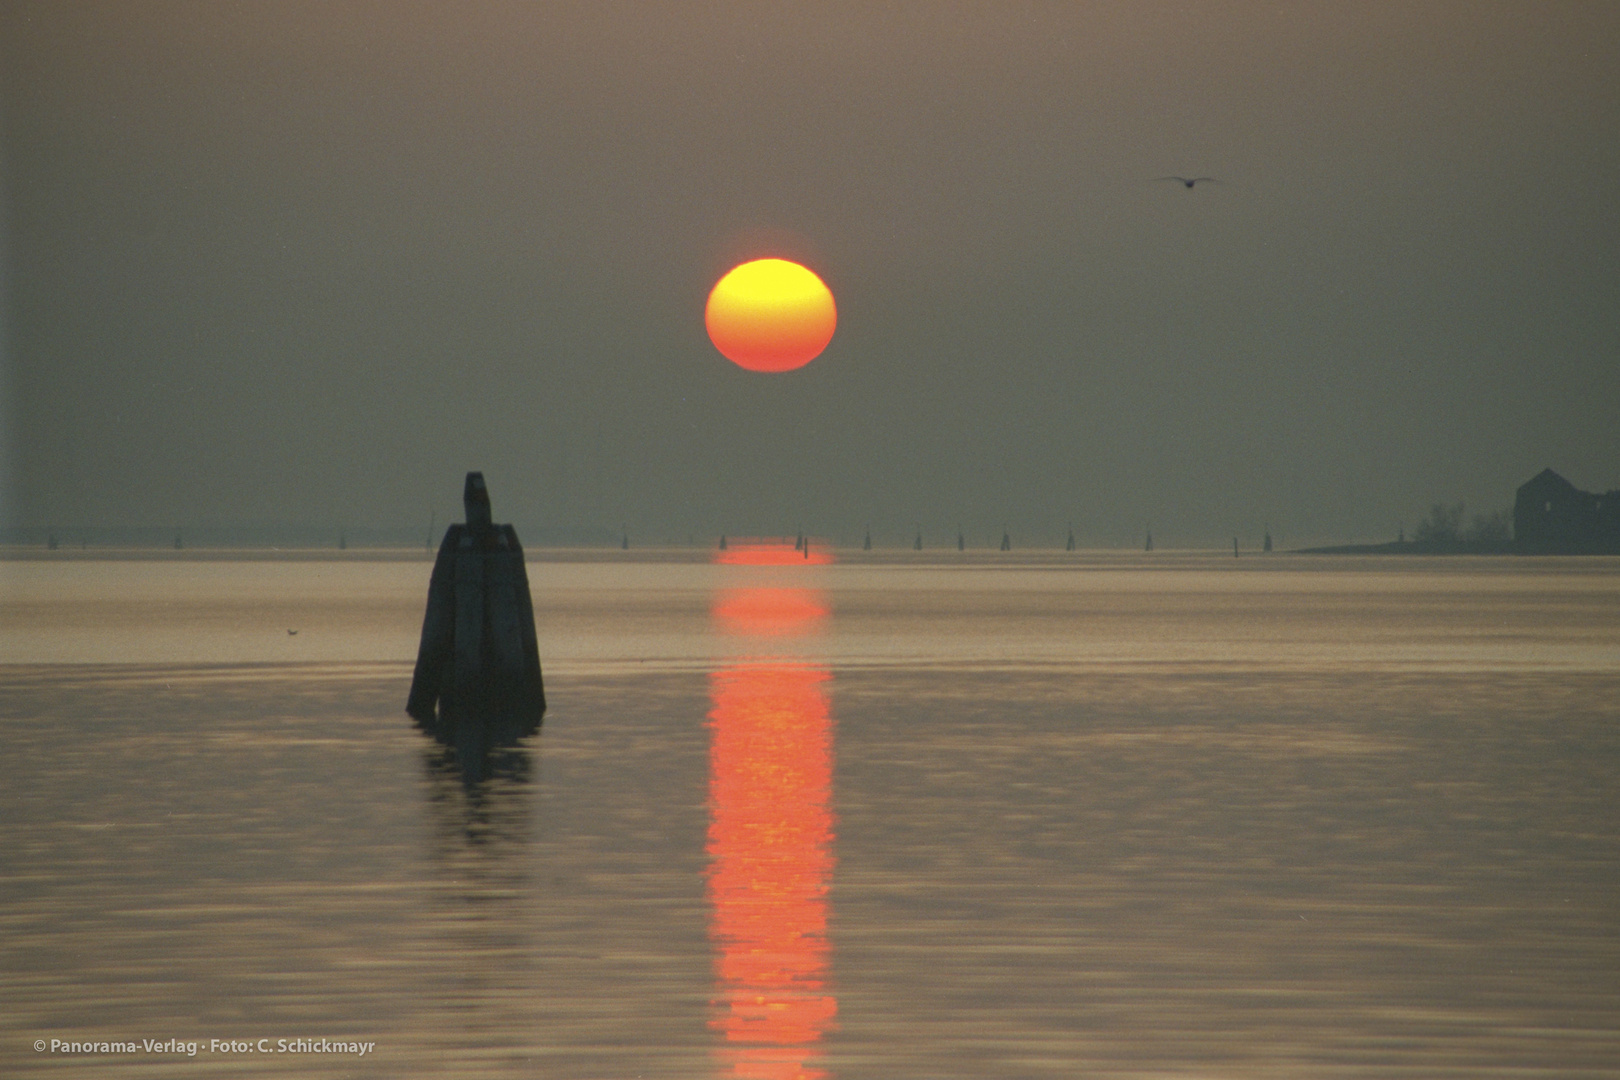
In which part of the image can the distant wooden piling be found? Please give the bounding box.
[407,472,545,780]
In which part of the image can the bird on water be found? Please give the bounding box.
[1155,176,1220,188]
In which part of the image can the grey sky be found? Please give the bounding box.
[3,2,1617,546]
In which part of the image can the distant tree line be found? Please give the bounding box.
[1411,502,1512,550]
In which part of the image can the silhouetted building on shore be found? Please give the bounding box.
[1297,469,1618,556]
[1514,469,1620,554]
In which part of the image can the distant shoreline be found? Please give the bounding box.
[1291,540,1517,556]
[7,542,1602,563]
[14,536,1590,559]
[0,545,439,562]
[1292,540,1620,555]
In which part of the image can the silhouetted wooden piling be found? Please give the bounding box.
[407,472,545,781]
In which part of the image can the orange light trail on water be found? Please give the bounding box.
[715,539,833,566]
[707,664,836,1076]
[707,541,837,1079]
[713,588,829,637]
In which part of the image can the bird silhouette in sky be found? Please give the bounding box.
[1155,176,1220,188]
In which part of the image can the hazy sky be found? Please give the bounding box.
[3,2,1617,546]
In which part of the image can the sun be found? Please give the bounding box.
[705,258,836,373]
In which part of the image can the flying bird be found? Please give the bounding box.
[1155,176,1220,188]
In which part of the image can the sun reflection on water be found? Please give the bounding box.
[707,542,837,1079]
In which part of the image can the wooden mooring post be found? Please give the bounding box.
[406,472,545,780]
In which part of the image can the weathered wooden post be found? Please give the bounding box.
[407,472,545,780]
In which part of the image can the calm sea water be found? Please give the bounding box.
[2,550,1618,1078]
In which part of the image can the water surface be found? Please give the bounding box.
[2,552,1617,1077]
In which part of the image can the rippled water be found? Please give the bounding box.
[3,550,1618,1078]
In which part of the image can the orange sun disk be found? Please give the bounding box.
[705,259,837,373]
